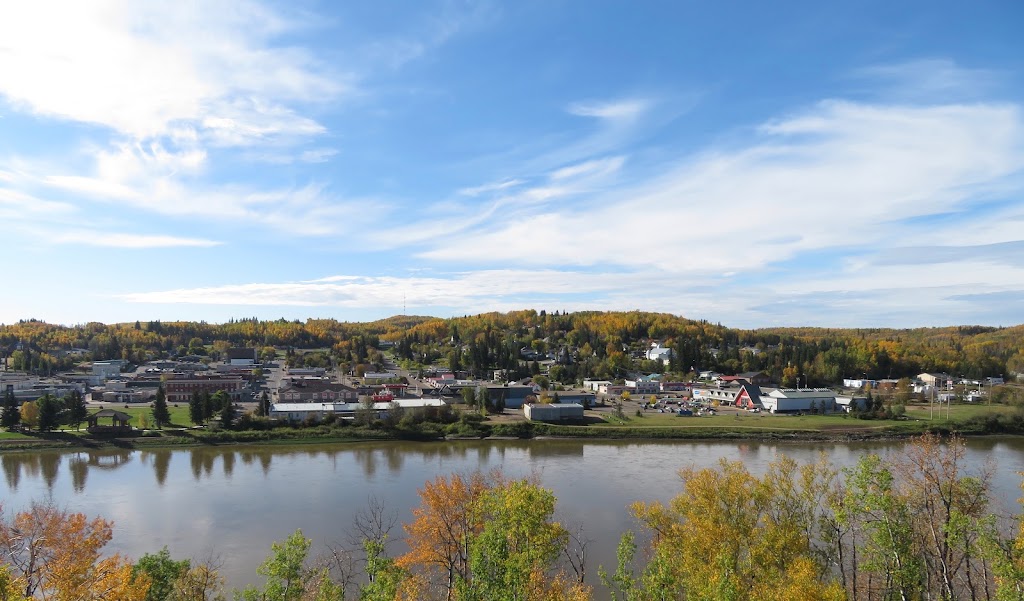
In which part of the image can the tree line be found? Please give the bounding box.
[4,434,1024,600]
[3,311,1022,388]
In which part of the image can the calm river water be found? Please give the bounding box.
[3,438,1024,595]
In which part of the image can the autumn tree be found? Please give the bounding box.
[0,502,150,600]
[168,561,226,601]
[621,457,845,600]
[397,472,496,599]
[19,402,39,430]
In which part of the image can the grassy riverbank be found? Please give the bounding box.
[3,402,1022,452]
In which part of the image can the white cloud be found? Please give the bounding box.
[0,0,342,141]
[568,99,651,121]
[549,156,626,180]
[852,59,998,101]
[458,179,525,197]
[419,100,1024,275]
[52,231,222,248]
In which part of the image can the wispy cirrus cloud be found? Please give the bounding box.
[568,98,651,121]
[52,231,222,249]
[420,100,1024,273]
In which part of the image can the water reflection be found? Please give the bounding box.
[2,453,20,491]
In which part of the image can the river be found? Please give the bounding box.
[2,437,1024,595]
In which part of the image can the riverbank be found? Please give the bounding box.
[2,409,1020,453]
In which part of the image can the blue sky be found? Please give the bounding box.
[1,0,1023,328]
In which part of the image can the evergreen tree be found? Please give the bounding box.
[219,397,236,430]
[256,391,270,417]
[189,392,204,425]
[201,391,214,421]
[66,389,88,431]
[1,389,21,430]
[152,385,171,429]
[37,394,60,432]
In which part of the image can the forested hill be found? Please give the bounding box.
[1,312,1022,387]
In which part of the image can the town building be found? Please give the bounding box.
[164,373,246,403]
[524,403,585,422]
[226,348,257,366]
[278,379,358,403]
[761,388,837,414]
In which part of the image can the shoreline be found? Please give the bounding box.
[0,421,1009,453]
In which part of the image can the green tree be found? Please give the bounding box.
[256,391,271,417]
[37,394,60,432]
[1,389,20,430]
[219,398,236,430]
[133,547,190,601]
[237,530,317,601]
[458,479,576,600]
[152,385,171,429]
[189,392,204,425]
[66,389,88,430]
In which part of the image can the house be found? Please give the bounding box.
[278,379,358,403]
[524,403,585,422]
[226,348,257,366]
[761,388,836,414]
[646,343,674,364]
[918,372,952,390]
[699,371,722,381]
[738,371,772,386]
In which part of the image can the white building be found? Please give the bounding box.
[524,403,585,422]
[271,398,445,422]
[646,343,673,364]
[761,388,837,414]
[92,360,125,379]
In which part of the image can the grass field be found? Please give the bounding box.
[589,402,1018,431]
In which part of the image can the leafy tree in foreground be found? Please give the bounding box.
[0,501,150,600]
[133,547,189,601]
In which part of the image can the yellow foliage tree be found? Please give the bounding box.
[0,502,150,601]
[624,458,844,600]
[18,403,38,429]
[396,471,497,600]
